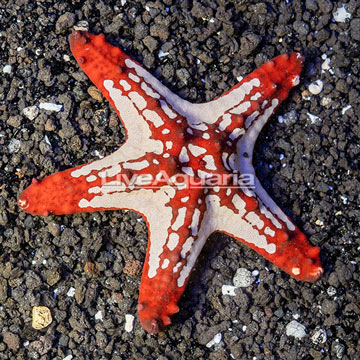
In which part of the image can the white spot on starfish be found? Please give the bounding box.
[161,259,170,269]
[128,73,140,82]
[188,144,207,157]
[128,91,147,110]
[120,79,131,91]
[86,175,97,182]
[172,207,187,231]
[143,109,164,128]
[167,233,179,250]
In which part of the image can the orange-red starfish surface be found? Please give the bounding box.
[18,31,323,333]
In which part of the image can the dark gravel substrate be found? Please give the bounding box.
[0,0,359,359]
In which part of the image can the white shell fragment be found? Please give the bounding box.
[307,112,321,125]
[66,287,75,297]
[3,64,12,74]
[308,80,324,95]
[63,355,74,360]
[341,105,352,115]
[124,314,135,332]
[39,102,63,112]
[206,333,222,348]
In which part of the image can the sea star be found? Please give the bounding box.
[18,31,323,334]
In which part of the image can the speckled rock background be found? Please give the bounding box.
[0,0,359,359]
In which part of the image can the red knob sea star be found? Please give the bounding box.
[18,31,323,334]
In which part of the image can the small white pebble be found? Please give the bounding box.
[124,314,135,332]
[307,112,321,124]
[233,268,254,287]
[252,269,260,277]
[321,55,331,71]
[333,5,351,23]
[286,320,306,339]
[66,287,75,297]
[39,102,63,112]
[44,135,51,146]
[340,195,348,204]
[308,80,324,95]
[23,105,39,120]
[63,355,73,360]
[95,310,103,321]
[158,50,169,58]
[3,64,12,74]
[221,285,238,296]
[63,54,71,62]
[54,286,65,296]
[8,139,21,154]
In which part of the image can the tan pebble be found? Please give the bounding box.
[84,261,98,276]
[123,260,142,276]
[301,89,311,101]
[15,171,25,179]
[45,118,57,132]
[88,86,103,101]
[75,285,86,305]
[32,306,52,329]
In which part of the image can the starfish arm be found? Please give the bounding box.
[69,31,185,145]
[17,149,168,216]
[137,189,211,333]
[173,53,303,135]
[209,188,323,282]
